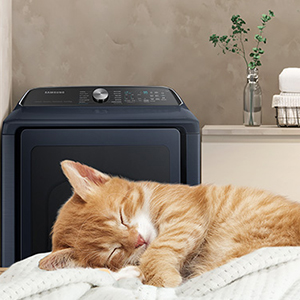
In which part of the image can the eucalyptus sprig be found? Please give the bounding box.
[209,10,275,69]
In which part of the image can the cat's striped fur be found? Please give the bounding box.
[39,160,300,287]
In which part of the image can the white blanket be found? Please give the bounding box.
[1,247,300,300]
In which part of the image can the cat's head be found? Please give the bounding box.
[39,160,157,271]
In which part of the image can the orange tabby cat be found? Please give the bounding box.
[39,160,300,287]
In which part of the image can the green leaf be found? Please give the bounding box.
[261,14,271,22]
[255,34,263,42]
[248,61,256,69]
[258,25,265,30]
[209,34,220,46]
[209,34,218,40]
[220,35,227,42]
[231,15,239,23]
[269,10,275,17]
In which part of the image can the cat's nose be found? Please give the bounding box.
[135,234,146,248]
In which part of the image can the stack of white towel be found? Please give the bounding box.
[272,68,300,126]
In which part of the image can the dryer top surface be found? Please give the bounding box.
[20,86,182,107]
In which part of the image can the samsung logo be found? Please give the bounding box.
[44,91,65,94]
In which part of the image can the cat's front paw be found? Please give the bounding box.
[144,269,182,287]
[112,266,144,281]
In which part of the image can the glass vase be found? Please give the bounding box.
[243,68,262,126]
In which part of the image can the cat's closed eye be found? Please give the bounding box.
[119,210,128,228]
[107,247,121,262]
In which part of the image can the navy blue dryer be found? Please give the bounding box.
[1,86,200,266]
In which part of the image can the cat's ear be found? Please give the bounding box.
[39,248,76,270]
[61,160,111,199]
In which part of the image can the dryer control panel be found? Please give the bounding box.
[20,86,182,106]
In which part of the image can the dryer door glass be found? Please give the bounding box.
[20,128,180,259]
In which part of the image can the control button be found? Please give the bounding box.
[92,88,109,103]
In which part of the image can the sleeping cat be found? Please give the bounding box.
[39,160,300,287]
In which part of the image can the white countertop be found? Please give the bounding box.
[202,125,300,136]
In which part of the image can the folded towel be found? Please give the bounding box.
[279,68,300,93]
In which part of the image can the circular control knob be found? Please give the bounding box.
[92,88,109,103]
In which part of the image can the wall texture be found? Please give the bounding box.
[0,0,12,124]
[12,0,300,126]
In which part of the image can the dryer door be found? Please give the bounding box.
[19,128,180,259]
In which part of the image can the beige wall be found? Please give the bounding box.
[0,0,12,261]
[0,0,12,125]
[12,0,300,126]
